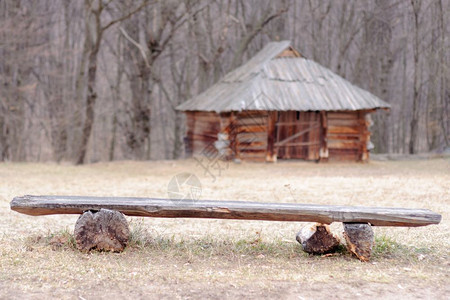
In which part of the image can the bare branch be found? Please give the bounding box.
[101,0,152,33]
[119,27,150,68]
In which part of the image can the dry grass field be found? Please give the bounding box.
[0,158,449,299]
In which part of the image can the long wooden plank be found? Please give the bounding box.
[327,112,358,120]
[328,140,360,149]
[281,141,321,147]
[327,119,362,127]
[10,195,441,227]
[275,121,318,126]
[328,126,360,134]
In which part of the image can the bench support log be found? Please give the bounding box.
[296,223,340,254]
[74,209,130,252]
[343,223,374,262]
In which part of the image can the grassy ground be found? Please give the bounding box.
[0,158,449,299]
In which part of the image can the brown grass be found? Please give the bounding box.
[0,158,449,299]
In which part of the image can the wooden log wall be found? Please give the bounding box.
[185,110,372,162]
[326,111,370,161]
[185,111,221,156]
[232,111,269,161]
[185,111,271,162]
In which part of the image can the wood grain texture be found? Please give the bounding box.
[74,209,129,252]
[10,195,441,227]
[343,223,374,262]
[296,223,340,254]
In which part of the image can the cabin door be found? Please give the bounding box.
[274,111,321,160]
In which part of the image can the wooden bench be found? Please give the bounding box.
[10,195,441,261]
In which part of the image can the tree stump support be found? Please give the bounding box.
[74,209,130,252]
[343,223,374,262]
[296,223,340,254]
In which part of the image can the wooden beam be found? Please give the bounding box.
[279,141,321,147]
[229,112,238,159]
[359,111,370,162]
[185,112,195,157]
[274,123,320,147]
[266,111,277,162]
[275,121,320,126]
[319,111,329,162]
[10,195,441,227]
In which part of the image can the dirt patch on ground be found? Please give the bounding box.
[0,159,449,299]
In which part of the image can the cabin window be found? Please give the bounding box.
[296,111,300,120]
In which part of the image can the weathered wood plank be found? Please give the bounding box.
[327,134,360,140]
[10,195,441,227]
[238,154,266,161]
[236,132,268,141]
[281,141,320,147]
[328,126,360,134]
[319,111,329,162]
[236,125,267,133]
[266,111,277,162]
[328,149,359,161]
[193,111,221,118]
[236,117,268,126]
[327,112,359,120]
[239,148,267,154]
[275,123,320,146]
[194,122,220,133]
[327,119,362,127]
[275,121,319,126]
[237,110,269,117]
[328,140,360,149]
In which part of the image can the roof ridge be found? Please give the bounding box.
[222,41,291,83]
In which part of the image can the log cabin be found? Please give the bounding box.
[176,41,390,162]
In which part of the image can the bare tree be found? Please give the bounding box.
[408,0,421,154]
[230,0,288,69]
[73,0,150,164]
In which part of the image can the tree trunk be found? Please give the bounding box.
[74,209,130,252]
[173,110,184,159]
[409,0,421,154]
[74,0,150,163]
[122,16,152,160]
[437,0,449,147]
[76,49,99,164]
[74,0,99,164]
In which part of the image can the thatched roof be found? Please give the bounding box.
[177,41,390,112]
